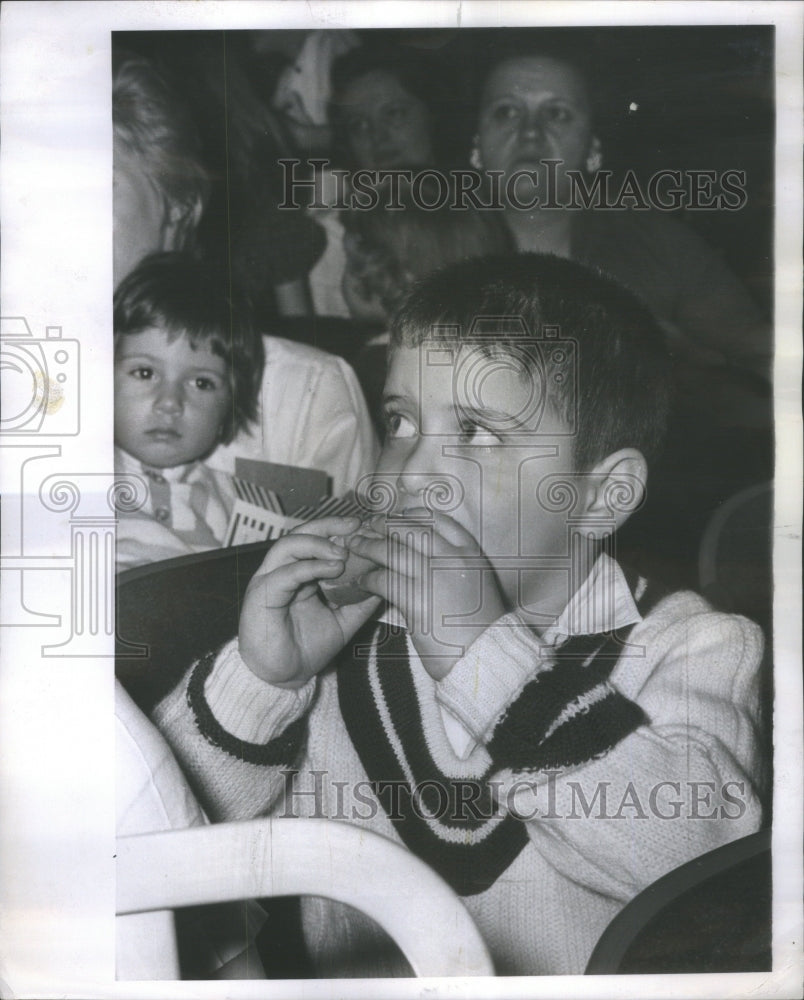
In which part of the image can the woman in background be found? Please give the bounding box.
[471,42,771,379]
[308,40,453,318]
[469,38,772,587]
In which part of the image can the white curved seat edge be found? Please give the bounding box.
[117,816,494,977]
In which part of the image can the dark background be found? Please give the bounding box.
[116,25,774,316]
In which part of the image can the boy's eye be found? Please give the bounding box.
[129,366,154,380]
[384,411,417,439]
[458,420,500,447]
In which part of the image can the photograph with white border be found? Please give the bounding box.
[0,2,801,998]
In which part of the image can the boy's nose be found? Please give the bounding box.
[394,472,431,511]
[393,442,444,510]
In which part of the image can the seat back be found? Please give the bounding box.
[698,481,774,806]
[117,817,494,978]
[699,481,772,634]
[116,541,272,710]
[585,830,771,974]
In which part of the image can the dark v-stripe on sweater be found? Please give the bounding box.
[337,578,669,896]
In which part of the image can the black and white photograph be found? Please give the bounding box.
[0,2,801,997]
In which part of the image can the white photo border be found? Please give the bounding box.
[0,2,801,998]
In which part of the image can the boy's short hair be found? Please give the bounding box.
[114,252,264,444]
[113,49,210,218]
[390,253,672,470]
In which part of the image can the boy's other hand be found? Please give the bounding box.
[238,517,381,688]
[350,510,507,680]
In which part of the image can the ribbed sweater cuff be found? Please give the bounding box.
[436,614,553,742]
[203,638,316,744]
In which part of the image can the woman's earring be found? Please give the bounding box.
[470,136,483,170]
[585,137,603,174]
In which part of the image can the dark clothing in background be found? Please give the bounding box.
[572,209,769,371]
[571,211,772,589]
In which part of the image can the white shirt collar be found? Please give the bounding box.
[114,447,200,485]
[541,553,642,647]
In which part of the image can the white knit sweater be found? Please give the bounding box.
[153,560,765,976]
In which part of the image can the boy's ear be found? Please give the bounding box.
[580,448,648,531]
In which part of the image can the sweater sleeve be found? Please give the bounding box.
[436,596,765,901]
[152,639,316,823]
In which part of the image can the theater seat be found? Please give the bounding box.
[116,541,272,711]
[118,816,494,978]
[585,829,771,974]
[698,481,772,635]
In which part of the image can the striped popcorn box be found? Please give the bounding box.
[232,476,285,513]
[289,492,366,522]
[223,501,303,547]
[224,486,365,548]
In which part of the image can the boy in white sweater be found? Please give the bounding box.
[154,254,765,976]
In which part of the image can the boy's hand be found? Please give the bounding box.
[349,510,507,680]
[238,516,381,688]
